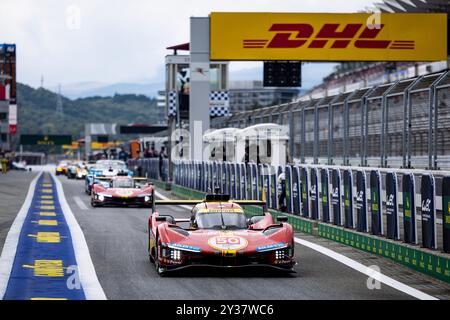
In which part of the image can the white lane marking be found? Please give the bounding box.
[74,196,89,211]
[294,237,438,300]
[0,172,42,299]
[154,188,437,300]
[52,172,107,300]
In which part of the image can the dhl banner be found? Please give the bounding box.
[210,13,447,61]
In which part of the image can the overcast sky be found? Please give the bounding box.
[0,0,376,89]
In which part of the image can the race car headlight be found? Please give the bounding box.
[274,247,293,260]
[170,249,181,261]
[97,193,112,202]
[275,250,285,260]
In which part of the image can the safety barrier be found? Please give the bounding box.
[173,160,450,255]
[129,157,450,282]
[171,179,450,284]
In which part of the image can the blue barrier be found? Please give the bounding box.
[292,166,301,216]
[331,169,342,226]
[343,170,354,229]
[300,167,309,218]
[421,174,437,250]
[386,172,400,240]
[356,171,368,233]
[370,170,383,236]
[403,173,417,244]
[310,167,319,220]
[321,168,331,223]
[169,160,449,254]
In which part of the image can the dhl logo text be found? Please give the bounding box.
[243,24,415,50]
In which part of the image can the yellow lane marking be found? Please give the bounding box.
[41,189,53,193]
[28,232,61,243]
[41,184,53,187]
[32,220,58,226]
[23,260,64,277]
[39,200,54,205]
[31,298,68,300]
[36,212,56,217]
[40,195,53,199]
[38,205,55,210]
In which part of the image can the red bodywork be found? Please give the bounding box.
[91,177,154,207]
[148,201,296,274]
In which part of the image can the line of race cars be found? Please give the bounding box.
[55,160,88,179]
[55,159,297,275]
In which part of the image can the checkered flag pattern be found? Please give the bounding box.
[168,91,177,117]
[210,91,231,117]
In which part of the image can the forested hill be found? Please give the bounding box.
[16,83,160,139]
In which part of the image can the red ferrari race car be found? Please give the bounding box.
[91,176,154,208]
[148,194,296,276]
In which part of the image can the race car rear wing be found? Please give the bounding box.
[94,176,149,181]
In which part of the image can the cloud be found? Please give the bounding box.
[0,0,375,89]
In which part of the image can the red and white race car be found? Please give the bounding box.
[148,194,296,276]
[91,176,154,208]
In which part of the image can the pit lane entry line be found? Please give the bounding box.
[52,172,106,300]
[153,190,437,300]
[293,238,437,300]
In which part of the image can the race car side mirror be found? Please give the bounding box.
[155,216,167,222]
[277,216,288,223]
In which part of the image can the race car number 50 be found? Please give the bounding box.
[208,236,248,251]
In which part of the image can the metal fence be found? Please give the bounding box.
[212,71,450,170]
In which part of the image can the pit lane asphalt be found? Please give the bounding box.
[50,176,415,300]
[0,171,38,251]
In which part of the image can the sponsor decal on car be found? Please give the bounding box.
[208,235,248,251]
[115,189,134,197]
[256,242,287,252]
[168,243,202,253]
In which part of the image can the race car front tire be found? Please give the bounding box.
[148,232,155,263]
[91,199,100,207]
[154,235,167,276]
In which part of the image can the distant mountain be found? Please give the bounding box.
[43,63,336,100]
[16,83,162,143]
[49,81,164,99]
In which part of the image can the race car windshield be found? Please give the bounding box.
[196,212,247,230]
[112,179,134,188]
[109,164,126,170]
